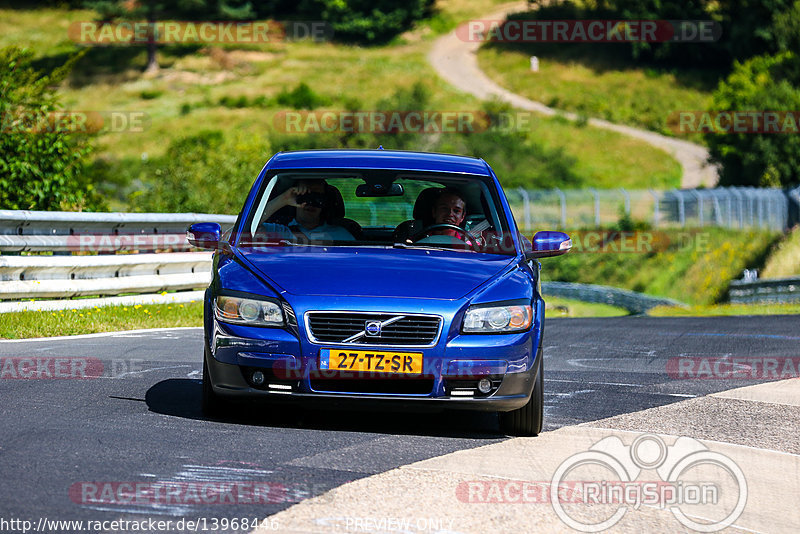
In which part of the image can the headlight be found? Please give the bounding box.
[215,295,284,327]
[463,303,532,333]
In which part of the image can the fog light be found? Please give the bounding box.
[477,378,492,394]
[251,370,265,386]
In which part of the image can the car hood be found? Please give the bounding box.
[236,246,515,300]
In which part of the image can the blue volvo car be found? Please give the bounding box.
[188,149,571,436]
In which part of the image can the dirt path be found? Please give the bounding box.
[428,2,718,188]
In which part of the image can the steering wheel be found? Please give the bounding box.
[410,223,479,250]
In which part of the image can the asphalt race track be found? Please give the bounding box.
[1,316,798,529]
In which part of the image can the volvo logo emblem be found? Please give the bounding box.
[365,320,381,337]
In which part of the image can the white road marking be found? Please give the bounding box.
[0,327,202,344]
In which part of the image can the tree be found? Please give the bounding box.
[706,52,800,187]
[0,47,102,211]
[85,0,254,72]
[298,0,434,44]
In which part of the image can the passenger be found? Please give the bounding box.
[260,179,355,241]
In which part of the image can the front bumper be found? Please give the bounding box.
[205,323,541,412]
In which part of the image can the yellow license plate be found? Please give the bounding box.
[320,349,423,374]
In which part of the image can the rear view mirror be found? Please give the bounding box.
[525,231,572,259]
[356,183,404,197]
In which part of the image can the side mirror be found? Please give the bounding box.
[187,222,221,250]
[525,231,572,259]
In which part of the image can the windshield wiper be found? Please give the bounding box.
[393,242,452,251]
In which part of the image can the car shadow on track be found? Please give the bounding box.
[145,378,507,440]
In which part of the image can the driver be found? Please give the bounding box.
[430,188,467,238]
[260,179,355,241]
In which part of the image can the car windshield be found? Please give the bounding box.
[240,171,516,255]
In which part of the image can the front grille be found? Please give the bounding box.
[306,312,441,346]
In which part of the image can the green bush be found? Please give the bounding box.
[299,0,434,44]
[139,89,163,100]
[0,46,103,211]
[131,130,269,213]
[275,82,329,110]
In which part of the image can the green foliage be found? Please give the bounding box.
[86,0,254,20]
[0,46,103,210]
[139,89,163,100]
[84,0,255,70]
[761,224,800,277]
[275,82,329,110]
[131,130,269,213]
[706,52,800,187]
[298,0,434,44]
[510,0,798,67]
[541,228,779,305]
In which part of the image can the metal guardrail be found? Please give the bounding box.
[541,281,684,314]
[0,210,237,234]
[0,210,233,309]
[728,277,800,305]
[0,210,237,252]
[508,187,793,232]
[0,253,212,299]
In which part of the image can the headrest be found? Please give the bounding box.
[413,187,444,225]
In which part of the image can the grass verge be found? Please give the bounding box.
[649,302,800,317]
[761,225,800,279]
[540,227,781,306]
[478,44,715,141]
[544,296,629,318]
[0,301,203,340]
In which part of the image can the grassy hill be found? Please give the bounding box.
[1,1,681,212]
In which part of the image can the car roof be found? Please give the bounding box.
[267,149,492,176]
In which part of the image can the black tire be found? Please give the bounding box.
[202,354,227,417]
[499,346,544,436]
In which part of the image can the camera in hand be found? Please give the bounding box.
[296,192,326,208]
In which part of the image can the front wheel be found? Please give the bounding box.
[499,346,543,436]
